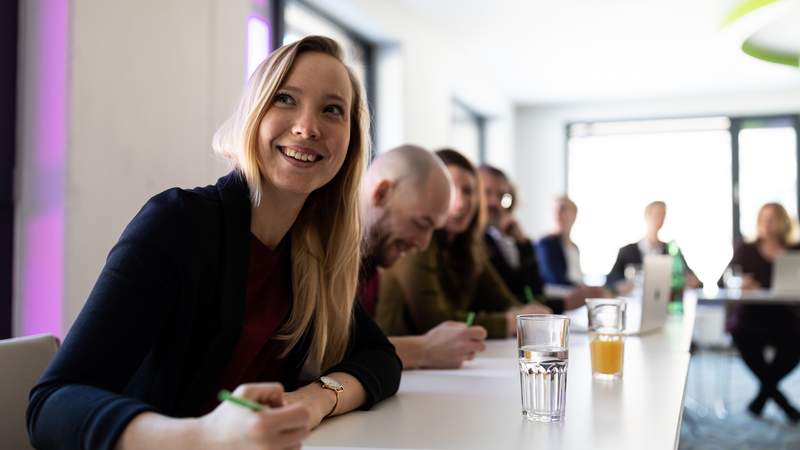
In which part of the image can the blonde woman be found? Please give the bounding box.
[27,36,401,450]
[723,202,800,422]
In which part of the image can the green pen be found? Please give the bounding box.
[465,311,476,327]
[218,389,263,412]
[524,286,535,304]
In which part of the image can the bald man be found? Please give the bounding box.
[359,145,487,369]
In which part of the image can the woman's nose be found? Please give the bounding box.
[292,109,320,139]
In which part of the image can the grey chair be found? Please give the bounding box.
[0,334,60,450]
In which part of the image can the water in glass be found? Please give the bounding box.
[519,345,568,422]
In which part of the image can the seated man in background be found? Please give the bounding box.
[360,145,488,369]
[479,165,588,313]
[606,200,701,294]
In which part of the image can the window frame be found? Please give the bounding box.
[566,113,800,247]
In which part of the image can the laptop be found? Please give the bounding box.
[771,251,800,295]
[567,254,672,335]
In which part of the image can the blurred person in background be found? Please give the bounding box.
[360,145,487,369]
[377,149,550,339]
[536,197,611,302]
[606,201,701,294]
[722,202,800,423]
[479,165,589,313]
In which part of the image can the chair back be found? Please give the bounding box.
[0,334,60,450]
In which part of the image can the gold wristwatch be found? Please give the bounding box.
[318,375,344,418]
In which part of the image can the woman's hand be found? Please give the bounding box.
[419,321,488,368]
[282,372,367,429]
[282,386,334,430]
[199,383,311,450]
[741,274,762,290]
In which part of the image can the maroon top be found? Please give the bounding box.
[357,258,380,317]
[213,234,293,395]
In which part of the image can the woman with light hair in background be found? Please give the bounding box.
[722,202,800,423]
[27,36,401,450]
[378,149,550,340]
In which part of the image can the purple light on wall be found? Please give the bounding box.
[23,0,67,337]
[247,16,271,78]
[23,208,63,336]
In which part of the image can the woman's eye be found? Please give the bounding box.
[324,104,344,116]
[274,93,295,105]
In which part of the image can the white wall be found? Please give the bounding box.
[514,88,800,240]
[15,0,248,335]
[307,0,515,170]
[63,0,247,330]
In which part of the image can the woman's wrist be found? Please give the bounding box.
[118,412,205,450]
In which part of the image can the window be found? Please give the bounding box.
[567,115,800,286]
[736,119,798,241]
[451,98,487,164]
[282,1,372,106]
[567,118,733,286]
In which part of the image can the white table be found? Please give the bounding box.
[692,287,800,305]
[306,315,692,450]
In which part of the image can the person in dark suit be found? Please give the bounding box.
[27,36,401,450]
[722,202,800,423]
[479,166,544,298]
[606,201,701,294]
[479,166,592,312]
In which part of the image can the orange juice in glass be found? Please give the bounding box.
[586,298,626,380]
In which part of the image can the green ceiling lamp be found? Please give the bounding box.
[722,0,800,68]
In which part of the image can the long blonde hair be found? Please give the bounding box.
[212,36,369,375]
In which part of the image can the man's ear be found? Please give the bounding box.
[372,179,393,207]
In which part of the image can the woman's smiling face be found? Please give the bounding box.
[445,164,480,236]
[256,51,353,196]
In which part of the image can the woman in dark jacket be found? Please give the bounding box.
[27,36,401,450]
[724,202,800,422]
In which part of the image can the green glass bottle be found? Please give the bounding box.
[667,240,685,309]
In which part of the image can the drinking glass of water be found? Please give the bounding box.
[517,314,570,422]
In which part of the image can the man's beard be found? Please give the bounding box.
[364,214,393,267]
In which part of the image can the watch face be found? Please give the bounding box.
[320,376,344,389]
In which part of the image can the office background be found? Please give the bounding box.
[5,0,800,342]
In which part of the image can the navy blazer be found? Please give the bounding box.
[536,234,574,286]
[606,241,698,288]
[27,171,401,450]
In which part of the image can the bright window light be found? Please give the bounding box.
[247,17,270,79]
[738,127,798,241]
[568,119,733,287]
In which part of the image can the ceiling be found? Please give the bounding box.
[334,0,800,104]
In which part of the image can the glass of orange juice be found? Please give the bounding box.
[587,298,626,380]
